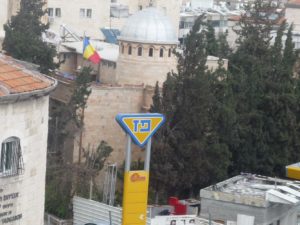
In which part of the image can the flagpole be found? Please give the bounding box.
[97,60,101,83]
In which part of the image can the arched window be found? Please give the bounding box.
[0,137,24,177]
[138,46,143,56]
[128,45,132,55]
[168,48,172,57]
[160,48,164,58]
[149,48,153,57]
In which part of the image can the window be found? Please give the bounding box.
[168,48,172,57]
[80,8,92,18]
[149,48,153,57]
[55,8,61,17]
[139,5,143,10]
[121,44,124,54]
[0,137,24,177]
[48,8,53,17]
[128,45,132,55]
[138,46,143,56]
[277,220,280,225]
[80,8,86,18]
[160,48,164,57]
[87,9,92,18]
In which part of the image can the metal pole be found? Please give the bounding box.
[144,138,152,171]
[109,211,112,225]
[125,134,132,172]
[89,178,93,200]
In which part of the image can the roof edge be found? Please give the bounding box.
[0,75,57,104]
[118,37,179,45]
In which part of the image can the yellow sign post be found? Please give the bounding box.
[116,114,165,225]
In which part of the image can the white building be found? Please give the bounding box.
[109,0,181,36]
[46,0,111,40]
[191,0,213,9]
[0,54,56,224]
[200,174,300,225]
[0,0,20,47]
[285,0,300,33]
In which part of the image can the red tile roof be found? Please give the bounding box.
[0,55,55,97]
[289,0,300,4]
[287,0,300,7]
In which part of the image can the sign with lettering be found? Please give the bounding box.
[116,113,165,147]
[122,171,149,225]
[151,215,197,225]
[0,187,22,224]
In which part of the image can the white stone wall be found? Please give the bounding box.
[153,0,180,37]
[0,0,21,35]
[285,7,300,33]
[47,0,110,39]
[0,0,8,39]
[0,96,50,225]
[112,0,180,37]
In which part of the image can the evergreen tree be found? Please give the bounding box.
[2,0,57,74]
[206,24,219,56]
[150,17,232,198]
[150,78,178,203]
[228,0,300,176]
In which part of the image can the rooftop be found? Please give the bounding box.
[118,7,178,44]
[286,0,300,7]
[0,54,56,100]
[200,173,300,207]
[61,41,119,62]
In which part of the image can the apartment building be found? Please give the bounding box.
[0,0,20,47]
[46,0,111,39]
[200,174,300,225]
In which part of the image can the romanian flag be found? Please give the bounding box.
[83,37,101,64]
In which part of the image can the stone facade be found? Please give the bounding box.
[0,96,50,225]
[0,0,20,48]
[73,85,154,164]
[111,0,181,36]
[285,6,300,33]
[116,42,177,86]
[46,0,110,39]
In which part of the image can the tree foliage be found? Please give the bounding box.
[228,0,300,176]
[150,17,232,199]
[46,67,111,218]
[2,0,57,74]
[150,0,300,200]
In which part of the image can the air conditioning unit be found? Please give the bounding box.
[48,17,55,24]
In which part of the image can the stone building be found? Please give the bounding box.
[46,0,111,40]
[110,0,181,36]
[0,0,20,47]
[54,7,178,164]
[200,174,300,225]
[116,7,178,86]
[84,7,177,163]
[285,0,300,32]
[0,54,56,224]
[55,6,227,165]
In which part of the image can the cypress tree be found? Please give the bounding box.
[228,0,300,176]
[150,17,232,198]
[2,0,57,74]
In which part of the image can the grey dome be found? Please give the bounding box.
[118,7,178,44]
